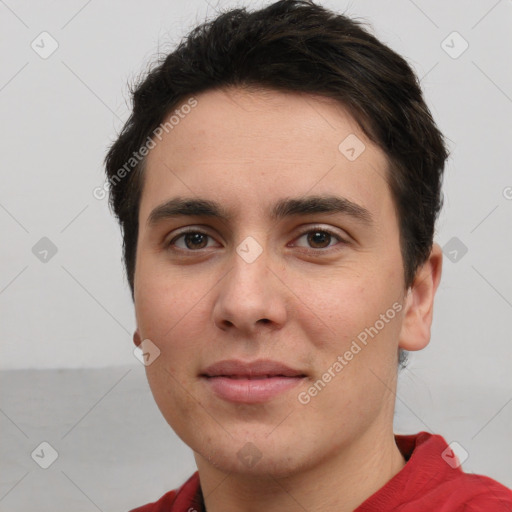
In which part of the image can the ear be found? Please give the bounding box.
[398,243,443,351]
[133,328,142,348]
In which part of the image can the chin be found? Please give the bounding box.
[198,447,305,479]
[189,427,313,478]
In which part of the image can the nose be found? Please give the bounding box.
[212,243,288,335]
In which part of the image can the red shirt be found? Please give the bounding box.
[130,432,512,511]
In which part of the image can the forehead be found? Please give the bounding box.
[139,87,393,225]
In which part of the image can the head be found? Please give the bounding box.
[105,0,447,477]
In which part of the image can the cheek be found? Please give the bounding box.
[294,272,381,343]
[145,363,204,443]
[135,259,207,343]
[301,267,404,369]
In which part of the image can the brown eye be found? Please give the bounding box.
[307,231,332,249]
[294,228,344,250]
[169,230,214,250]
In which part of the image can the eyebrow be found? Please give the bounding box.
[146,195,373,227]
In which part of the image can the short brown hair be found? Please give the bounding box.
[105,0,449,303]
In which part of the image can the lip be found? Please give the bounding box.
[200,359,307,404]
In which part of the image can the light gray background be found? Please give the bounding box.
[1,0,511,510]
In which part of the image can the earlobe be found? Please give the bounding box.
[133,329,142,347]
[398,243,443,351]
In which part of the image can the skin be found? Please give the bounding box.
[133,86,443,512]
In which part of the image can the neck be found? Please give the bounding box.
[196,423,406,512]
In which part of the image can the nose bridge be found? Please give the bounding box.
[213,233,287,331]
[229,234,271,297]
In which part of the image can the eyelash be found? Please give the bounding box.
[167,226,347,253]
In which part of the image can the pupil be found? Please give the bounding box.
[309,231,329,248]
[186,233,206,249]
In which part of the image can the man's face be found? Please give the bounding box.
[134,87,410,476]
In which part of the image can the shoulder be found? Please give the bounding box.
[441,472,512,511]
[127,472,201,512]
[128,489,178,512]
[387,432,512,511]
